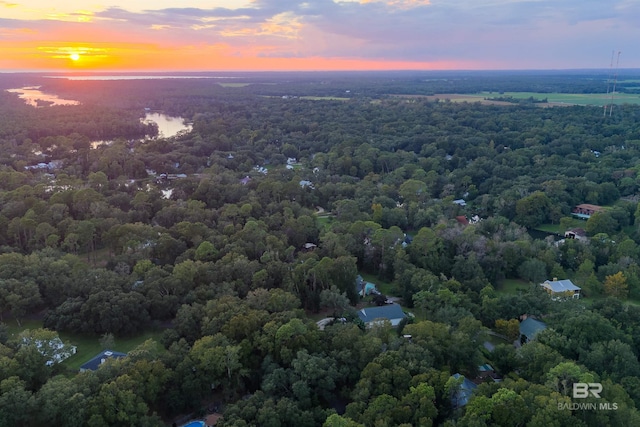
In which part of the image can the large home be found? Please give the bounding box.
[357,304,406,327]
[79,350,127,372]
[572,204,604,219]
[540,278,581,299]
[519,317,547,344]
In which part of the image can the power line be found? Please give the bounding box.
[609,51,621,117]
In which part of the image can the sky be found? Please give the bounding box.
[0,0,638,71]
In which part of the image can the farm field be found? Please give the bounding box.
[393,92,640,107]
[299,96,351,101]
[481,91,640,106]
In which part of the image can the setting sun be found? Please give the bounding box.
[70,53,80,61]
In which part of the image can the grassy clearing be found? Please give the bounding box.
[481,91,640,106]
[534,224,563,233]
[359,272,396,296]
[298,96,350,101]
[496,278,532,295]
[3,317,164,372]
[535,217,586,235]
[59,330,165,371]
[316,215,333,231]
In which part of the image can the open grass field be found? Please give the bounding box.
[4,317,165,371]
[481,91,640,106]
[392,92,640,107]
[59,329,165,371]
[359,272,397,296]
[316,215,333,230]
[496,278,532,295]
[299,96,350,101]
[533,223,564,234]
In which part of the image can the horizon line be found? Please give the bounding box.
[2,67,640,75]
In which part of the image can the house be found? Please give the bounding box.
[356,277,379,297]
[302,242,317,251]
[519,317,547,344]
[254,166,268,174]
[564,228,587,241]
[357,304,406,327]
[477,364,501,383]
[450,373,477,408]
[540,278,581,299]
[79,350,127,372]
[572,204,604,219]
[299,180,314,189]
[453,199,467,207]
[401,233,413,248]
[240,176,251,185]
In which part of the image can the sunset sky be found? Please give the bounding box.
[1,0,638,71]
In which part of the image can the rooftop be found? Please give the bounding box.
[79,349,127,372]
[358,304,406,325]
[519,317,547,341]
[451,373,477,407]
[541,279,581,293]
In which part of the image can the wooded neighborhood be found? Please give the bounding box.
[1,71,640,426]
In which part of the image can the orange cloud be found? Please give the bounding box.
[0,38,472,71]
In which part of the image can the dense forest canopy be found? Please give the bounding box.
[1,70,640,426]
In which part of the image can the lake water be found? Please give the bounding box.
[6,86,79,107]
[90,114,191,148]
[142,113,192,138]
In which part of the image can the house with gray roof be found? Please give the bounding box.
[79,350,127,372]
[357,304,406,327]
[519,317,547,344]
[540,279,581,299]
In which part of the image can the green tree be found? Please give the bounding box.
[0,376,36,427]
[585,211,617,236]
[515,191,551,228]
[0,279,42,325]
